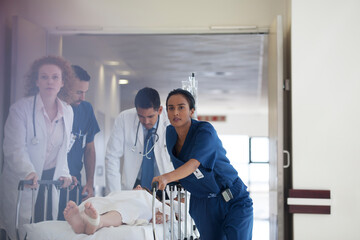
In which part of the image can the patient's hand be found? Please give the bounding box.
[151,210,169,224]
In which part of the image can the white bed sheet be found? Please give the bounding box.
[24,219,194,240]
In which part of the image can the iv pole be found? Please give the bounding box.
[182,73,198,119]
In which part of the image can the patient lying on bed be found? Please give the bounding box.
[64,186,169,235]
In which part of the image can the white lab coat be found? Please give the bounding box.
[0,95,73,240]
[105,108,174,193]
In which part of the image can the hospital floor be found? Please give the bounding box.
[251,189,270,240]
[253,219,270,240]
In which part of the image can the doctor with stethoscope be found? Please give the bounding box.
[105,87,174,193]
[0,56,74,240]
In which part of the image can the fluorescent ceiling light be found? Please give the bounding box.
[117,70,131,75]
[56,26,103,31]
[105,61,120,66]
[210,25,257,30]
[118,79,129,85]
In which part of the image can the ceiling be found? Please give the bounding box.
[62,33,268,115]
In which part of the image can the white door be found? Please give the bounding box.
[268,15,285,240]
[10,16,47,103]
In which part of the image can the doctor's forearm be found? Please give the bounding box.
[84,142,96,185]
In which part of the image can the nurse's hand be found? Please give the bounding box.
[152,175,169,191]
[25,172,38,189]
[59,176,72,188]
[82,182,94,201]
[70,176,78,190]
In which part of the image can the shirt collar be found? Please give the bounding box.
[36,93,64,121]
[141,118,159,133]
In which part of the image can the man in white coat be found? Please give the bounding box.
[105,87,174,193]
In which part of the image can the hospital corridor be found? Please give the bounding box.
[1,1,360,240]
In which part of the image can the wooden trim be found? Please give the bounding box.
[289,205,331,214]
[289,189,330,199]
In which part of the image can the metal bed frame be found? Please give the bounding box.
[15,180,199,240]
[15,179,80,240]
[151,182,200,240]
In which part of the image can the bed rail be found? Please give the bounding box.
[151,182,200,240]
[15,180,80,240]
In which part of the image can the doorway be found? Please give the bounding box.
[59,33,273,239]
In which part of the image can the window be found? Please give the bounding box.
[219,135,269,240]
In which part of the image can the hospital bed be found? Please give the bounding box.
[15,180,200,240]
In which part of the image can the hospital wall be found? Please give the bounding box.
[0,2,12,173]
[0,6,5,173]
[291,0,360,239]
[211,112,268,137]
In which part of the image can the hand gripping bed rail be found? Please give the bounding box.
[151,181,159,240]
[15,179,80,240]
[152,182,200,240]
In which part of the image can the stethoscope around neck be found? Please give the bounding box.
[131,116,160,159]
[31,94,40,145]
[31,94,60,145]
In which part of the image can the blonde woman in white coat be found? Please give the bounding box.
[0,56,74,240]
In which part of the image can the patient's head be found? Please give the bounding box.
[133,185,154,197]
[134,185,143,190]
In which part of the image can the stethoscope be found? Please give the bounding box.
[31,94,61,145]
[131,116,160,159]
[31,94,40,145]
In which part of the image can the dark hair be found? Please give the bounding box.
[25,55,74,103]
[166,88,195,110]
[134,87,161,110]
[72,65,90,81]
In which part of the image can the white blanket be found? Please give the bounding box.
[24,221,169,240]
[24,219,197,240]
[79,190,169,225]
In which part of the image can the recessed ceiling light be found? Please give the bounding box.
[105,61,120,66]
[118,79,129,85]
[117,70,131,75]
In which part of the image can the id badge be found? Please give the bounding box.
[68,133,76,153]
[221,188,234,202]
[193,168,204,179]
[82,134,87,148]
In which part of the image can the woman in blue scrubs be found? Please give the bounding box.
[152,89,253,240]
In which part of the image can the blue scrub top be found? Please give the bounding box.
[68,101,100,181]
[166,119,244,198]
